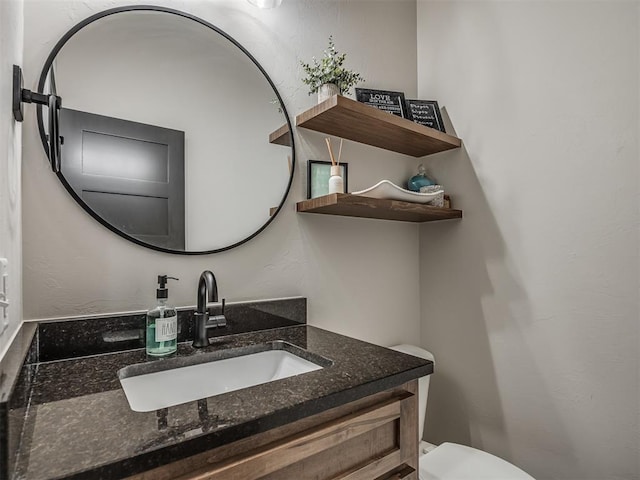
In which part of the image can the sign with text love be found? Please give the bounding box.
[355,88,407,118]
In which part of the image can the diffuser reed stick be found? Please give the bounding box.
[325,137,345,194]
[325,137,337,165]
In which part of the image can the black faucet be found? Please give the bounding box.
[193,270,226,348]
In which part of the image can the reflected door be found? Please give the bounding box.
[59,108,186,250]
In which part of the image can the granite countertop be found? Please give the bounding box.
[12,324,432,480]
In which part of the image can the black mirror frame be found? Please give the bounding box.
[35,5,296,255]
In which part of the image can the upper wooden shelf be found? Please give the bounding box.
[293,95,461,157]
[297,193,462,223]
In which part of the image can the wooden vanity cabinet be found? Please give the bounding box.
[127,380,419,480]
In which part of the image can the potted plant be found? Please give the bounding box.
[301,36,364,103]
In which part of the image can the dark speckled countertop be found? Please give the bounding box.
[8,314,431,480]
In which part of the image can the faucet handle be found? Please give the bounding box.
[214,298,227,328]
[209,298,227,328]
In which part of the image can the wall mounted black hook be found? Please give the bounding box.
[12,65,62,172]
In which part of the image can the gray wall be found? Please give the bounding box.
[21,0,422,347]
[417,1,639,479]
[0,0,23,357]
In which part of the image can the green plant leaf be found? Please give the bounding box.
[300,35,364,95]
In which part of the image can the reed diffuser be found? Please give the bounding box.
[325,137,344,194]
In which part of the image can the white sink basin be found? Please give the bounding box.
[119,349,324,412]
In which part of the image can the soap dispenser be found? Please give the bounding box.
[146,275,179,357]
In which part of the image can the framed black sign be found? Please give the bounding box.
[355,88,407,118]
[405,99,445,132]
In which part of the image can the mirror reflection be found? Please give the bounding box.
[41,9,293,253]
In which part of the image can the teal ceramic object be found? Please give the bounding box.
[407,164,435,192]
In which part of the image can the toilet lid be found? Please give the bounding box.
[419,443,535,480]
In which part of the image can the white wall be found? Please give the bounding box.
[417,1,639,479]
[21,0,421,347]
[0,0,24,357]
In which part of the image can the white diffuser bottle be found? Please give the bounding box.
[328,165,344,194]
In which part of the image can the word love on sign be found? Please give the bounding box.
[355,88,407,118]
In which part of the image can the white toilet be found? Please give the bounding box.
[391,345,535,480]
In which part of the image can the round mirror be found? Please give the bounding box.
[37,6,294,254]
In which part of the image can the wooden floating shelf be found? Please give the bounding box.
[294,96,461,157]
[269,124,291,146]
[296,194,462,223]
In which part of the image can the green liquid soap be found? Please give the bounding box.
[146,299,177,356]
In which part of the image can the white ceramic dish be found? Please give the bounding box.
[352,180,444,204]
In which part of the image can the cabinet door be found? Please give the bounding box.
[178,389,417,479]
[126,381,418,480]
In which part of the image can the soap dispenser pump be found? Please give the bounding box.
[146,275,179,357]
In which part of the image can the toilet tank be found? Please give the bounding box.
[390,344,435,441]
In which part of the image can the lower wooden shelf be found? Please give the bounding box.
[296,194,462,223]
[269,124,291,146]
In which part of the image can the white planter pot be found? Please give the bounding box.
[318,83,340,103]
